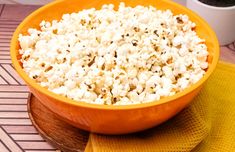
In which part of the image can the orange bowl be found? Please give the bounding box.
[11,0,219,134]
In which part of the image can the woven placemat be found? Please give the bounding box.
[0,18,57,152]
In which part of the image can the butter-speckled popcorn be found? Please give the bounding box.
[19,3,208,105]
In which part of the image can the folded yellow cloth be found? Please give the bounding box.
[85,61,235,152]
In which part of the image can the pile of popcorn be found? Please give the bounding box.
[19,3,208,105]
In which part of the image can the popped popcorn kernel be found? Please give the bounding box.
[19,3,208,105]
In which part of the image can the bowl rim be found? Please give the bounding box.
[10,0,220,110]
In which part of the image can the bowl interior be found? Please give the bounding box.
[11,0,219,109]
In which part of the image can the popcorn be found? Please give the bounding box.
[19,3,208,105]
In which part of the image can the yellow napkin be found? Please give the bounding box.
[85,61,235,152]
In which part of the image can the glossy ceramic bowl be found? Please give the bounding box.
[11,0,219,134]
